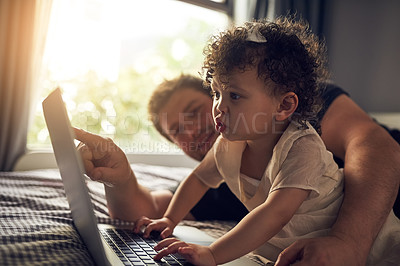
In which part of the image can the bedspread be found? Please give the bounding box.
[0,164,264,265]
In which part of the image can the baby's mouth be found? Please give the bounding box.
[215,121,226,133]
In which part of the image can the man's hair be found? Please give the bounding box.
[148,74,210,142]
[202,16,329,131]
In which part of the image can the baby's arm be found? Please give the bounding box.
[165,172,212,221]
[210,187,310,264]
[135,172,210,238]
[135,153,221,238]
[154,187,310,265]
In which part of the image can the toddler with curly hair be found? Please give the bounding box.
[135,16,400,265]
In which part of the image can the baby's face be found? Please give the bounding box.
[211,68,281,142]
[159,88,218,161]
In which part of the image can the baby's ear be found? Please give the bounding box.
[276,92,298,121]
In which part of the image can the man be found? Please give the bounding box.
[75,74,400,265]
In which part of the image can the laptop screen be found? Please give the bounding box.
[43,88,109,266]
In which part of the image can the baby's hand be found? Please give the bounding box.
[74,128,133,187]
[134,216,176,239]
[153,238,216,266]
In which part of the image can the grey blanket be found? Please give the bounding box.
[0,164,262,265]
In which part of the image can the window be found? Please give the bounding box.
[28,0,229,153]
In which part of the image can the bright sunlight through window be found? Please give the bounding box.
[28,0,228,153]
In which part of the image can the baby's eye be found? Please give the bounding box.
[230,92,240,100]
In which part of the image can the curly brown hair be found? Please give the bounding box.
[202,16,329,130]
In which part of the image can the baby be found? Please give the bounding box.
[135,16,400,265]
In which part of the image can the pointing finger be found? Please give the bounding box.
[73,127,105,150]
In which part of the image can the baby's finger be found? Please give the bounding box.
[134,217,152,233]
[143,222,163,238]
[160,227,173,239]
[178,246,194,255]
[154,240,188,261]
[154,238,181,251]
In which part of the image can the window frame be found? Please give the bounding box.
[177,0,234,17]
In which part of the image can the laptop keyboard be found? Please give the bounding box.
[100,228,189,265]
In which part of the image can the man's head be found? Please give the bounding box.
[148,74,218,161]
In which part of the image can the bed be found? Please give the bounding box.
[0,163,265,265]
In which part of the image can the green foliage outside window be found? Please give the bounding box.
[28,18,225,153]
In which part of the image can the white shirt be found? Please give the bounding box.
[193,121,400,264]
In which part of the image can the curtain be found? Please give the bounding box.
[0,0,53,171]
[274,0,327,38]
[253,0,269,20]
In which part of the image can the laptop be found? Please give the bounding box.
[43,88,260,266]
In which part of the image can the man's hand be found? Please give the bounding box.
[153,238,216,266]
[73,128,133,187]
[275,235,364,266]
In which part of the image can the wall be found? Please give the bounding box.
[325,0,400,112]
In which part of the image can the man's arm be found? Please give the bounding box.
[276,94,400,265]
[321,94,400,262]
